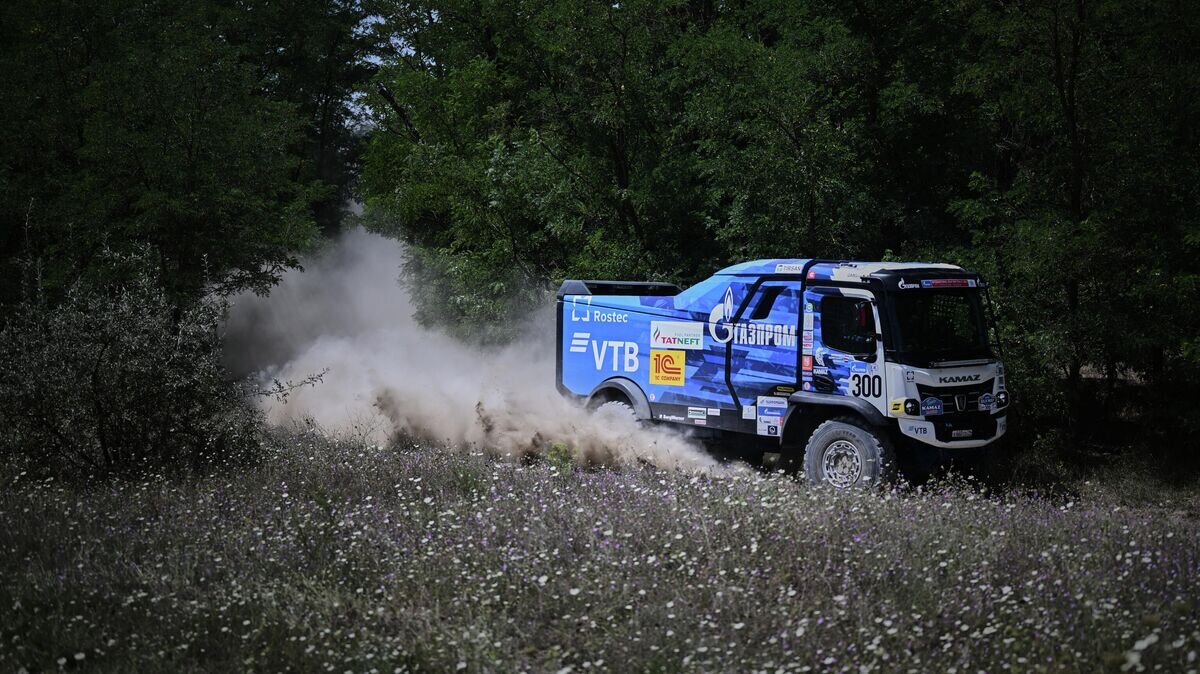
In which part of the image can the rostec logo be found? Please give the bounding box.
[707,286,797,347]
[650,349,685,386]
[569,332,589,353]
[569,295,629,323]
[938,374,982,384]
[651,321,704,350]
[570,296,592,321]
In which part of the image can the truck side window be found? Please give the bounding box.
[750,286,784,320]
[822,296,876,355]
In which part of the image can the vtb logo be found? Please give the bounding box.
[650,349,685,386]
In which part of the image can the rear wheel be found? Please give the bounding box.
[594,399,639,423]
[803,416,897,489]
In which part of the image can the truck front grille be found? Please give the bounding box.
[916,379,995,414]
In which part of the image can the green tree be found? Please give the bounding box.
[0,0,370,307]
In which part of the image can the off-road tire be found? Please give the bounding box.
[803,415,897,489]
[595,399,639,423]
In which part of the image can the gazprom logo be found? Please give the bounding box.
[707,286,796,347]
[707,287,737,344]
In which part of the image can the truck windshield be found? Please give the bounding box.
[888,290,992,365]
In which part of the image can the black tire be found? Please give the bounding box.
[803,415,897,489]
[595,399,639,423]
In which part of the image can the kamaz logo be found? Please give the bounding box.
[938,374,981,384]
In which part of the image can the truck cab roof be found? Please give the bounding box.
[714,258,965,282]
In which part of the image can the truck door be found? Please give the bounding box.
[803,287,887,417]
[728,280,802,407]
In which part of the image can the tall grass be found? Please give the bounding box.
[2,435,1197,673]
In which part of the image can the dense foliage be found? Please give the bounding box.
[2,439,1197,671]
[361,0,1200,454]
[0,265,263,478]
[0,0,372,306]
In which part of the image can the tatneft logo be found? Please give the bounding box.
[650,349,685,386]
[707,286,797,347]
[651,321,703,350]
[938,374,982,384]
[569,296,630,323]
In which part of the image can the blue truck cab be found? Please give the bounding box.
[556,259,1008,487]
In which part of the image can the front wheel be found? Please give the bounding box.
[803,416,897,489]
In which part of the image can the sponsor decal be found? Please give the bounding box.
[812,367,829,376]
[897,279,920,290]
[920,278,977,289]
[707,286,797,347]
[905,370,915,382]
[802,330,814,348]
[801,373,813,382]
[770,385,795,395]
[569,332,590,353]
[657,414,685,422]
[802,355,813,371]
[651,321,704,350]
[806,270,816,279]
[590,340,639,373]
[569,296,592,321]
[707,408,721,416]
[939,374,981,384]
[650,349,685,386]
[803,382,812,391]
[920,396,944,416]
[756,396,787,437]
[775,263,807,274]
[900,419,933,437]
[804,301,815,313]
[952,429,974,438]
[648,393,655,402]
[694,419,707,426]
[687,407,707,420]
[890,400,904,414]
[569,296,631,322]
[803,312,814,331]
[742,405,757,420]
[978,393,995,412]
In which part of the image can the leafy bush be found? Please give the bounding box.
[0,274,262,479]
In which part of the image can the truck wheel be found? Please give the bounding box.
[803,416,896,489]
[595,399,639,424]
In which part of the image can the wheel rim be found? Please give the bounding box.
[822,440,863,488]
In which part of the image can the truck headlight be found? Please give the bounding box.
[996,391,1009,408]
[903,399,920,416]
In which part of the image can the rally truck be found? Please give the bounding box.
[555,259,1009,488]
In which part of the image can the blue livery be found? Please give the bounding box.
[556,258,1010,487]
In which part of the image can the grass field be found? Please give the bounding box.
[2,435,1198,673]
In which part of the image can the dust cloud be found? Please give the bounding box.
[223,228,722,472]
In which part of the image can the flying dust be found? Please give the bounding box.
[223,228,722,472]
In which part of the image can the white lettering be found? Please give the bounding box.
[591,340,639,373]
[623,343,639,371]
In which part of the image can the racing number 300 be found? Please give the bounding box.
[851,374,882,398]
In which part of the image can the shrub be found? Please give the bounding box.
[0,272,262,479]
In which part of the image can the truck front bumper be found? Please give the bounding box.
[896,412,1007,449]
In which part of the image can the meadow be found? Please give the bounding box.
[2,435,1197,673]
